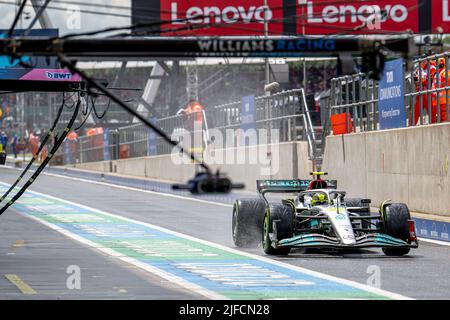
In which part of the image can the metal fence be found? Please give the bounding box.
[327,52,450,134]
[209,89,313,143]
[62,88,319,165]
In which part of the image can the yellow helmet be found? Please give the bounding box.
[311,193,327,206]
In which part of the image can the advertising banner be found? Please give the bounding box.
[378,58,406,130]
[160,0,284,36]
[296,0,419,35]
[0,29,81,83]
[133,0,448,35]
[432,0,450,34]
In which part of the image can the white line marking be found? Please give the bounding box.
[39,169,233,208]
[418,237,450,247]
[3,183,412,300]
[19,208,225,300]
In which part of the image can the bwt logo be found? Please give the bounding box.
[46,71,73,80]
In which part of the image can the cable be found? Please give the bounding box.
[58,54,211,173]
[0,91,65,204]
[90,95,109,119]
[73,96,92,130]
[0,95,81,216]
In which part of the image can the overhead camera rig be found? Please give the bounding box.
[0,36,413,76]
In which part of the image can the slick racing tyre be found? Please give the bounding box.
[232,198,266,248]
[382,203,411,256]
[345,198,371,229]
[263,203,294,255]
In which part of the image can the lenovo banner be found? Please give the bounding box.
[160,0,284,36]
[432,0,450,34]
[296,0,419,35]
[132,0,450,36]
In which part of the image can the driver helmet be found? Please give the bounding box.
[311,193,327,206]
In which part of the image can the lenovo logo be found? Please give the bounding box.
[305,1,409,24]
[170,3,272,24]
[444,0,450,21]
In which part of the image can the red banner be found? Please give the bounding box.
[432,0,450,34]
[160,0,284,36]
[296,0,419,35]
[132,0,449,35]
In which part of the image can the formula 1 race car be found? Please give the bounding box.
[232,173,418,256]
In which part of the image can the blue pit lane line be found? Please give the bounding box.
[0,182,410,300]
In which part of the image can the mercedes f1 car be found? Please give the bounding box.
[232,173,418,256]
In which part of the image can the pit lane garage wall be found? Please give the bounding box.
[322,122,450,217]
[65,141,312,191]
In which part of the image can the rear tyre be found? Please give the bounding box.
[345,198,371,229]
[232,198,266,248]
[262,203,293,255]
[382,203,411,256]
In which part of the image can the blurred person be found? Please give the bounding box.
[176,100,204,123]
[67,131,79,164]
[437,57,450,122]
[176,99,205,156]
[0,130,7,152]
[29,130,40,157]
[413,58,437,124]
[10,131,18,158]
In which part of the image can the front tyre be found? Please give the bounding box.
[262,204,293,255]
[381,203,411,256]
[232,199,266,248]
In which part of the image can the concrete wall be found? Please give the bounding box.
[322,122,450,216]
[65,141,313,190]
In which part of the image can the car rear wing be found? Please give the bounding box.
[256,179,337,195]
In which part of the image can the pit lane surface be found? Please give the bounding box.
[0,167,449,299]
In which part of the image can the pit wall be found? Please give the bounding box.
[322,122,450,217]
[63,141,313,191]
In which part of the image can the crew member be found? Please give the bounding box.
[413,59,437,124]
[176,99,205,157]
[177,99,204,123]
[437,57,450,122]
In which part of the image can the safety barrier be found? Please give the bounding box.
[61,89,319,165]
[209,89,316,154]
